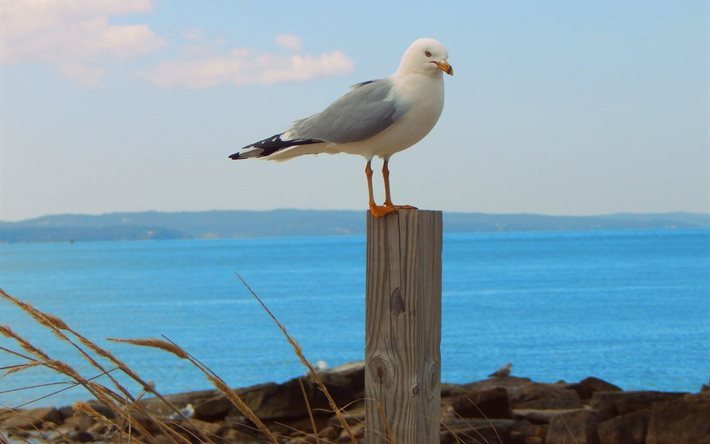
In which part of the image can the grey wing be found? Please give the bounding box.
[286,78,406,144]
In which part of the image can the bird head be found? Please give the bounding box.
[397,38,453,77]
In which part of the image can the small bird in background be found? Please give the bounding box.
[230,38,453,217]
[489,363,513,378]
[314,360,328,372]
[168,403,195,420]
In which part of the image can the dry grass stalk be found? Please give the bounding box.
[236,273,358,444]
[74,401,120,435]
[108,338,189,360]
[109,338,258,443]
[0,345,38,363]
[68,331,203,438]
[374,401,395,444]
[0,326,114,409]
[83,382,159,444]
[1,290,136,406]
[204,373,278,443]
[0,325,51,362]
[0,289,67,331]
[457,394,503,444]
[559,414,580,444]
[2,368,125,412]
[1,293,205,444]
[440,420,467,444]
[446,409,495,444]
[298,376,320,443]
[2,362,42,377]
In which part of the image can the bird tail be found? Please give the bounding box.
[229,133,323,160]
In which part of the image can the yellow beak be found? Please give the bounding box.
[435,60,454,76]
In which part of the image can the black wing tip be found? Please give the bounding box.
[229,133,324,160]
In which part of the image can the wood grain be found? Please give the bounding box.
[365,210,443,443]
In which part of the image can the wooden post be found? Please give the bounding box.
[365,210,443,443]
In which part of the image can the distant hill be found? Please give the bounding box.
[1,210,708,243]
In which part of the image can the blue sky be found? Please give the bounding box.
[1,1,707,221]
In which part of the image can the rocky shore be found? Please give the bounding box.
[2,362,708,443]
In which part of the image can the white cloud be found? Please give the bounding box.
[275,34,302,52]
[142,39,355,89]
[1,0,164,86]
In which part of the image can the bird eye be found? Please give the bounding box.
[425,50,432,57]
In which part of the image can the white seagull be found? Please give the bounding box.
[489,363,513,378]
[229,38,453,217]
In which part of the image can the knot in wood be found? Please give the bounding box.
[368,356,394,387]
[425,360,440,400]
[389,287,405,316]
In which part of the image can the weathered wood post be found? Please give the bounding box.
[365,210,443,443]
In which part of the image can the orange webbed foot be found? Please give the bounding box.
[369,204,396,218]
[384,203,418,210]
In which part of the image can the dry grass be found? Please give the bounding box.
[0,284,360,443]
[235,273,358,444]
[1,282,509,444]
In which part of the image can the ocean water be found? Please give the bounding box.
[1,229,708,408]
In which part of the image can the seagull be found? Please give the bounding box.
[229,38,453,217]
[167,403,195,420]
[489,363,513,378]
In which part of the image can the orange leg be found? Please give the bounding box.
[382,160,417,210]
[366,161,395,217]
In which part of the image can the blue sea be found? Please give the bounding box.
[1,229,708,408]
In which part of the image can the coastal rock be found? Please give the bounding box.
[239,362,364,420]
[338,422,365,441]
[449,387,512,419]
[74,430,95,442]
[192,395,232,422]
[60,412,94,432]
[512,384,582,410]
[222,427,257,442]
[463,377,582,410]
[139,389,217,417]
[513,408,585,424]
[176,418,222,438]
[565,377,622,400]
[546,409,599,444]
[84,401,116,420]
[440,418,514,444]
[5,369,709,444]
[463,376,533,393]
[441,382,467,398]
[597,409,649,444]
[589,390,685,420]
[645,394,710,444]
[318,425,340,439]
[0,407,63,430]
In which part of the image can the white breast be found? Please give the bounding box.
[333,73,445,159]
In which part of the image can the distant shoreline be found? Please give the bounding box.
[1,209,708,244]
